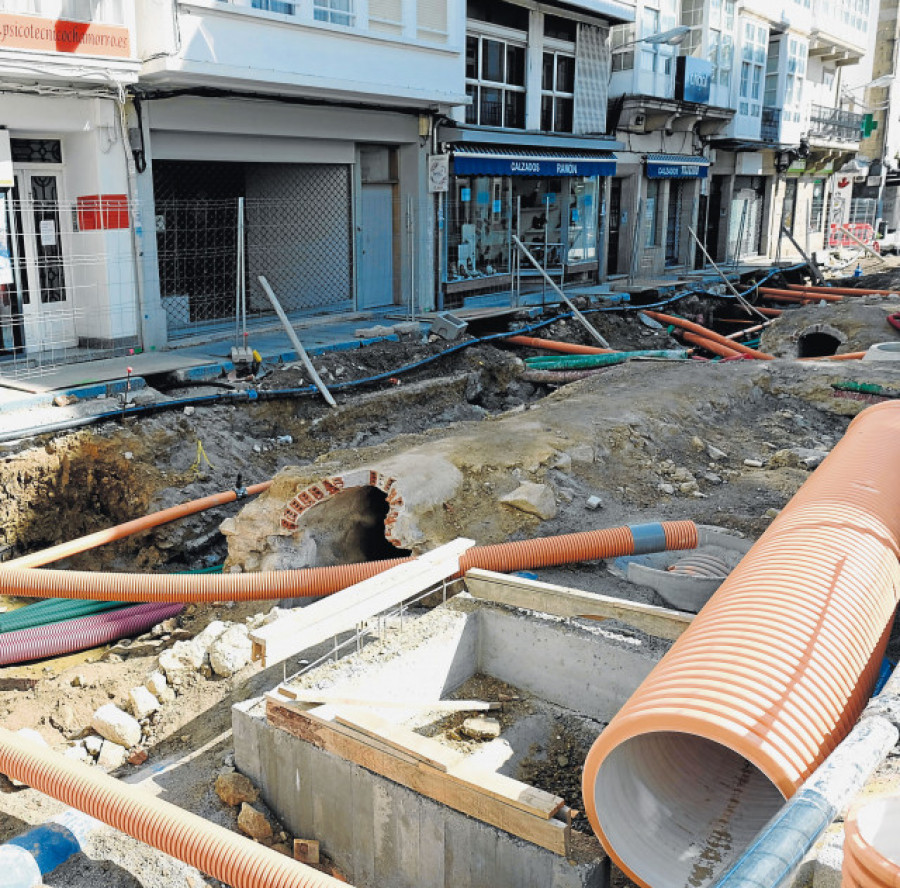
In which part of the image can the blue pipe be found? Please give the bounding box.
[710,663,900,888]
[0,811,100,888]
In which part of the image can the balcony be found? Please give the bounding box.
[808,104,863,144]
[761,107,781,143]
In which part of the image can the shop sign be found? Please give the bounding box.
[646,161,709,179]
[675,57,712,105]
[453,155,616,177]
[0,14,130,58]
[427,154,449,193]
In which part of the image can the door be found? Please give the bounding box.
[607,178,622,274]
[0,189,24,356]
[358,183,394,310]
[665,180,683,266]
[6,169,76,354]
[705,176,724,263]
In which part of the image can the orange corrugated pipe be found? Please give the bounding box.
[681,331,746,359]
[582,401,900,888]
[842,796,900,888]
[642,311,775,360]
[0,725,347,888]
[504,335,614,355]
[799,351,868,362]
[756,307,784,317]
[760,287,844,302]
[787,284,898,296]
[0,522,698,603]
[6,481,273,569]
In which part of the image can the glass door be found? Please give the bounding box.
[9,168,77,355]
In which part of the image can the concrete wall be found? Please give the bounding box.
[234,597,663,888]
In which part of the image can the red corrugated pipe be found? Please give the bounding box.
[0,726,348,888]
[642,311,775,360]
[0,603,183,666]
[0,522,698,604]
[6,482,273,569]
[888,313,900,332]
[787,284,898,296]
[581,401,900,888]
[503,335,614,355]
[680,331,746,359]
[760,287,844,302]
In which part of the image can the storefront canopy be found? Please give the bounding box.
[452,145,617,178]
[645,153,710,179]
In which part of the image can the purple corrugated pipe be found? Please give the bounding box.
[0,603,183,666]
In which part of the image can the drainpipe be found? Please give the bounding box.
[709,664,900,888]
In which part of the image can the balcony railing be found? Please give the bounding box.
[808,104,864,143]
[761,106,781,143]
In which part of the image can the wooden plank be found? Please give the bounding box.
[266,698,570,856]
[251,539,474,666]
[275,687,500,713]
[323,707,564,821]
[464,568,693,641]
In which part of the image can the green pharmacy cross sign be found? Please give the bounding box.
[861,114,878,138]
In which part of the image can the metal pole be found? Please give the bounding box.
[512,234,610,347]
[407,195,415,322]
[542,194,550,309]
[257,275,337,407]
[515,196,522,306]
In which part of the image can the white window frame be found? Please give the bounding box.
[610,22,635,72]
[738,19,767,118]
[313,0,354,26]
[541,40,576,133]
[465,27,527,130]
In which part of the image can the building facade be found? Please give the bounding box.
[0,0,142,363]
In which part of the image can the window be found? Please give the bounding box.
[639,5,676,75]
[253,0,295,14]
[784,36,808,122]
[645,180,660,247]
[810,181,825,232]
[313,0,353,26]
[465,34,526,128]
[610,24,635,72]
[738,20,767,117]
[544,14,576,41]
[541,51,575,132]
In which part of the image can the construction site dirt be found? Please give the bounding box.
[1,268,899,888]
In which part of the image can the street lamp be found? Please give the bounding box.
[620,24,693,48]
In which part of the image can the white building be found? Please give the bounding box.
[132,0,467,346]
[0,0,142,364]
[606,0,872,277]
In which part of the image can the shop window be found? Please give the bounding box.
[465,34,526,129]
[810,181,825,232]
[314,0,353,26]
[645,180,660,247]
[541,51,575,132]
[567,179,598,264]
[447,176,511,282]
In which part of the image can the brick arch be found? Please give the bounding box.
[280,470,405,548]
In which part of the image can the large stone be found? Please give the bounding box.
[97,740,128,771]
[91,704,141,748]
[215,772,259,807]
[499,482,557,520]
[145,671,168,698]
[84,735,103,757]
[194,620,229,653]
[209,625,253,677]
[158,640,205,676]
[128,686,160,720]
[461,717,501,741]
[237,803,273,842]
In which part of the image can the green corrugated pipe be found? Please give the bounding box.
[0,599,125,634]
[833,381,900,398]
[524,349,690,370]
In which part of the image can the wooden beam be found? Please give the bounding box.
[464,568,693,641]
[332,707,565,820]
[250,539,474,666]
[266,697,571,856]
[274,687,501,713]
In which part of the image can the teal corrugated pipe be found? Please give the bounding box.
[0,599,125,634]
[524,349,690,370]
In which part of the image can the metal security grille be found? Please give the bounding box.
[153,161,353,336]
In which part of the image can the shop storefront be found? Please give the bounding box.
[442,144,616,304]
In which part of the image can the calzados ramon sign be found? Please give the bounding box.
[0,14,130,58]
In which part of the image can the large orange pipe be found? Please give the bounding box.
[681,331,745,359]
[504,335,614,355]
[843,796,900,888]
[0,522,698,603]
[6,482,273,569]
[581,402,900,888]
[642,311,775,360]
[0,726,347,888]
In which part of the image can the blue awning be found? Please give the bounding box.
[645,153,710,179]
[453,144,617,178]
